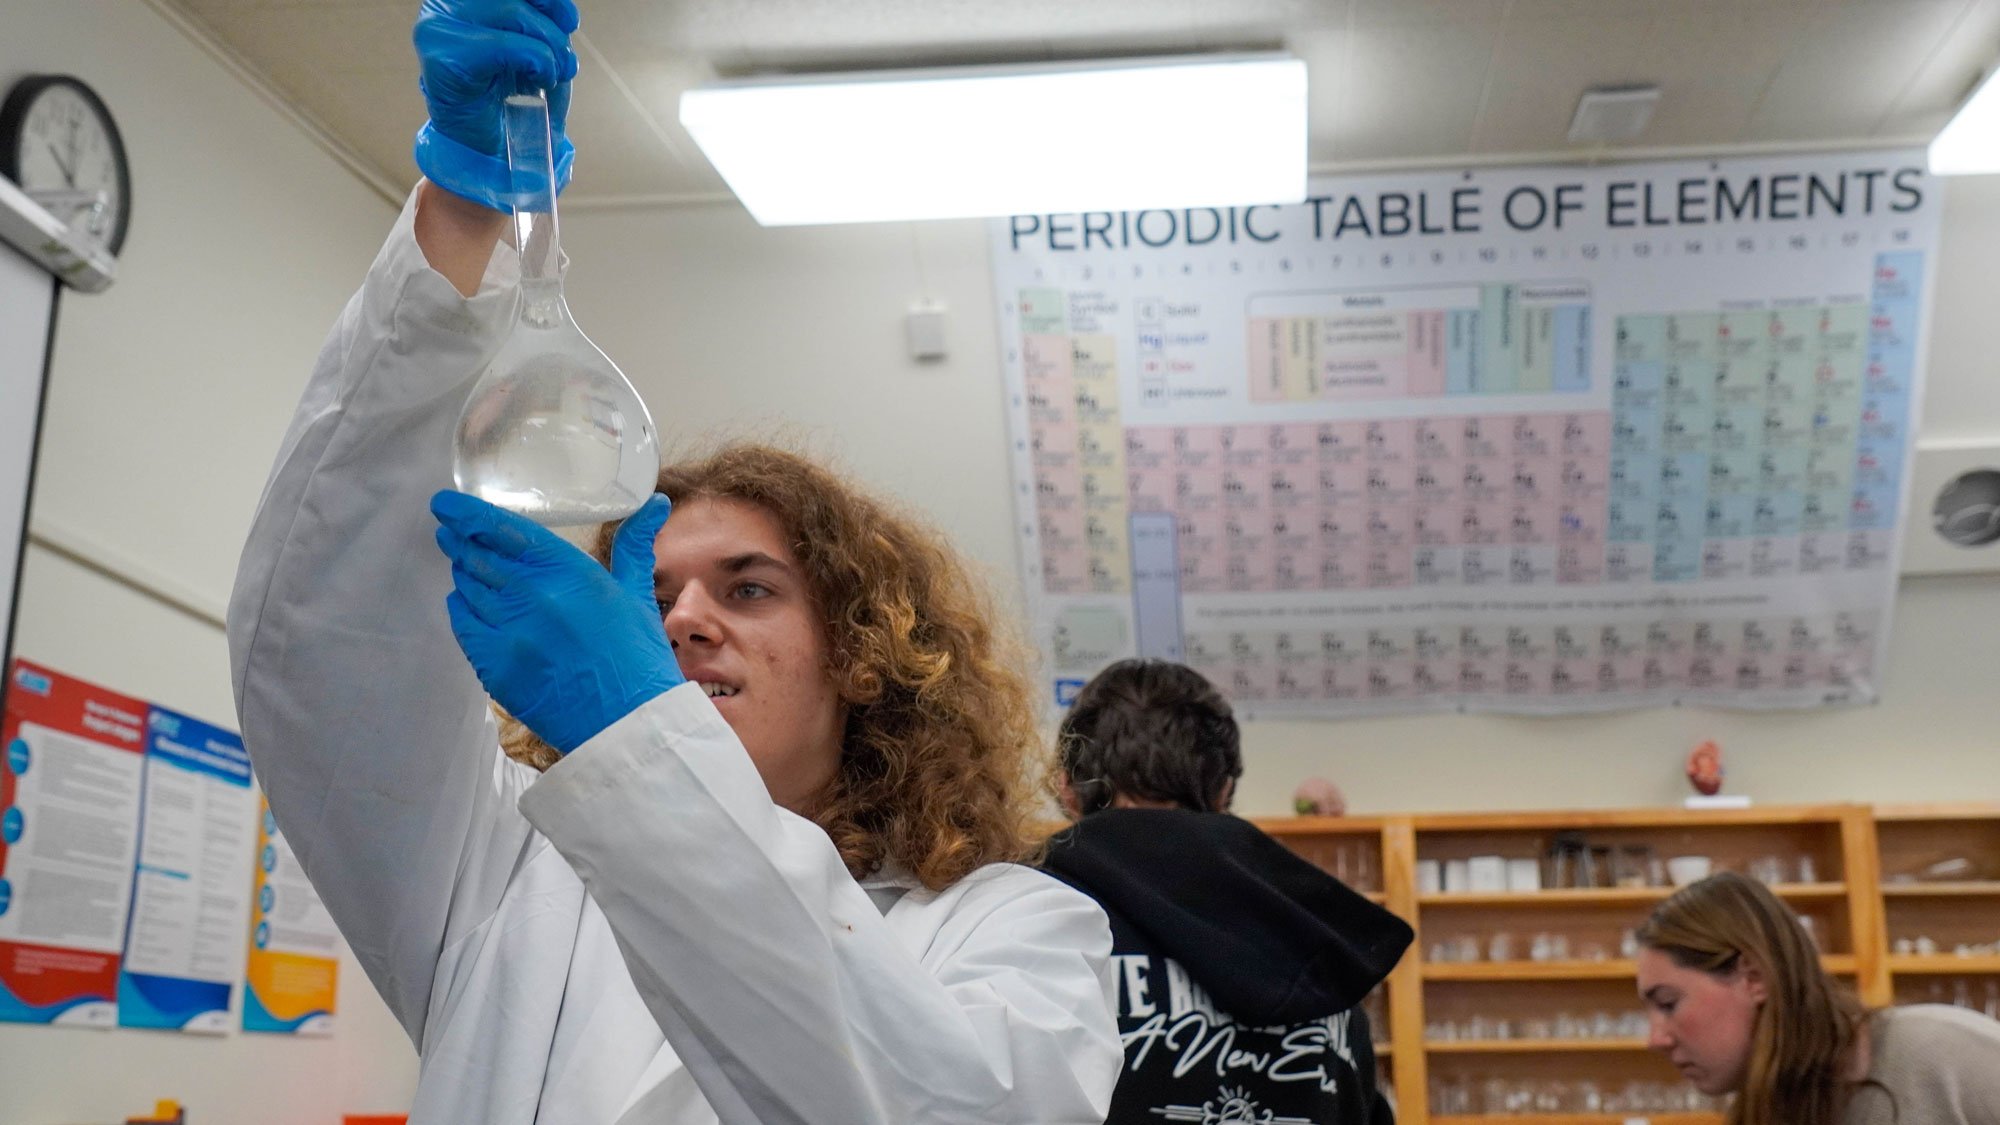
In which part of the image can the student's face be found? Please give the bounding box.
[653,498,844,813]
[1636,947,1766,1095]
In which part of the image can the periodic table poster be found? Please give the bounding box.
[990,151,1938,719]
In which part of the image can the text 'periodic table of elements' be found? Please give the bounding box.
[990,152,1938,718]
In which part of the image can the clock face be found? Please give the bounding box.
[0,76,130,256]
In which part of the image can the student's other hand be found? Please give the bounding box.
[431,491,684,754]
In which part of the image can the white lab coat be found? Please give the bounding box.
[225,190,1121,1125]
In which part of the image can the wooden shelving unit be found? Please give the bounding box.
[1248,802,2000,1123]
[1873,804,2000,1011]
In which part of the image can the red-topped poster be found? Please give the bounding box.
[0,659,148,1025]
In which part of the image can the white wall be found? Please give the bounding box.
[2,3,414,1123]
[9,0,2000,1118]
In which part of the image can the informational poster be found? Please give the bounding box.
[0,660,147,1025]
[117,707,257,1033]
[991,151,1938,718]
[243,795,337,1035]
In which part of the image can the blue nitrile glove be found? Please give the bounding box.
[412,0,580,212]
[431,491,683,754]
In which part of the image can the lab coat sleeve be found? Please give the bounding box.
[225,190,536,1044]
[518,685,1123,1125]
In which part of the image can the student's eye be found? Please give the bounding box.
[654,597,673,616]
[733,582,771,600]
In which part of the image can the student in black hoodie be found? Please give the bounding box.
[1042,659,1413,1125]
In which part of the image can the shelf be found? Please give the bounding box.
[1419,883,1846,907]
[1425,955,1856,981]
[1432,1104,1728,1112]
[1882,881,2000,897]
[1887,954,2000,974]
[1424,889,1671,907]
[1428,1038,1652,1054]
[1425,960,1640,981]
[1412,807,1854,831]
[1873,802,2000,822]
[1432,1116,1720,1125]
[1254,815,1388,834]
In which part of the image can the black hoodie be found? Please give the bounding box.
[1043,809,1413,1125]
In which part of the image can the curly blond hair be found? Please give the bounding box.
[500,443,1045,890]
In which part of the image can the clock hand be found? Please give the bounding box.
[65,119,82,188]
[43,136,76,187]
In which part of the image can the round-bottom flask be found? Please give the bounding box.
[451,92,658,526]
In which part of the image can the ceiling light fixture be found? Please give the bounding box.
[678,53,1308,226]
[1929,66,2000,175]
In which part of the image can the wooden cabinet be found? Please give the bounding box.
[1251,802,2000,1125]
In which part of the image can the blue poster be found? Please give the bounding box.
[117,707,256,1033]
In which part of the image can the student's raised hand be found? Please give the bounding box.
[412,0,580,211]
[431,491,684,754]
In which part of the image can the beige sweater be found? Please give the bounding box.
[1841,1004,2000,1125]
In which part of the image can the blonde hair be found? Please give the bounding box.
[501,443,1045,891]
[1635,871,1868,1125]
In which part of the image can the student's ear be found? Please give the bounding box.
[1739,959,1768,1005]
[1214,778,1236,813]
[1058,774,1083,820]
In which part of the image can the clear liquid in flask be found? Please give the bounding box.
[451,91,659,527]
[453,329,659,525]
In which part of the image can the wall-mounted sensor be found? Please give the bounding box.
[1934,468,2000,547]
[1900,444,2000,575]
[906,300,948,362]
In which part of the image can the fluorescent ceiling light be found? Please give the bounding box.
[1930,66,2000,175]
[679,54,1308,226]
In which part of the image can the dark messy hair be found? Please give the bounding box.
[1057,658,1242,816]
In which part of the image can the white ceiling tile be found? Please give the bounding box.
[723,0,1208,55]
[1506,0,1661,22]
[1744,0,1969,140]
[1876,0,2000,136]
[567,54,729,196]
[566,99,720,198]
[1468,14,1660,153]
[1348,0,1510,27]
[215,2,414,105]
[173,0,272,24]
[581,0,746,57]
[149,0,2000,208]
[294,64,423,188]
[1285,27,1351,160]
[1625,2,1825,146]
[1332,19,1497,161]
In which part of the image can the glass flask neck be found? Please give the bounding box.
[518,275,568,328]
[504,92,564,299]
